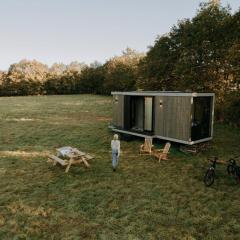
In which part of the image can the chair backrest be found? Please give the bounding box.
[163,142,171,154]
[144,137,153,151]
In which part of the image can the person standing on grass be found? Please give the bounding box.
[111,134,120,171]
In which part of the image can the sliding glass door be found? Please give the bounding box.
[144,97,153,131]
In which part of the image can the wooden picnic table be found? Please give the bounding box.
[48,146,93,173]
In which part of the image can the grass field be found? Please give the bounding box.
[0,95,240,240]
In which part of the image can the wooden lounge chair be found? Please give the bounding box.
[139,137,154,155]
[153,142,171,162]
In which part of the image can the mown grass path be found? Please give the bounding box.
[0,95,239,239]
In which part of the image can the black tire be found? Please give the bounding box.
[227,165,240,184]
[227,165,236,176]
[235,176,240,184]
[234,175,240,184]
[204,169,215,187]
[234,168,240,184]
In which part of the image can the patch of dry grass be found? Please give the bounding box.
[0,150,49,157]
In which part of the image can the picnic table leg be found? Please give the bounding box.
[82,158,90,168]
[47,158,57,166]
[65,159,73,173]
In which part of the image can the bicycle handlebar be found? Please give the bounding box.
[208,156,218,162]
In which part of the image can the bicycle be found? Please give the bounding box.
[227,156,240,184]
[204,156,218,187]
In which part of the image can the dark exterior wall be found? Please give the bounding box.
[112,95,124,128]
[154,96,192,141]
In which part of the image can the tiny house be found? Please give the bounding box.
[110,91,215,145]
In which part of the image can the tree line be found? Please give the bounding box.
[0,1,239,126]
[0,48,143,96]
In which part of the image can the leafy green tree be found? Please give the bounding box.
[137,1,240,124]
[78,65,105,94]
[104,48,144,94]
[226,9,240,91]
[137,2,233,99]
[137,33,180,90]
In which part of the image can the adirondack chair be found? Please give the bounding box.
[153,142,171,162]
[139,137,154,155]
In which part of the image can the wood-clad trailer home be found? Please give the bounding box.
[110,91,215,145]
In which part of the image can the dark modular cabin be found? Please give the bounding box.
[110,91,215,145]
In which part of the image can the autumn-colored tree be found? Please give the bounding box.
[49,63,67,76]
[1,59,49,95]
[103,48,144,94]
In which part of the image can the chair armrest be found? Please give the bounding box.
[155,149,163,153]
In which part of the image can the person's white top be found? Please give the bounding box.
[111,140,120,155]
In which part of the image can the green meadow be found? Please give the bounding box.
[0,95,239,240]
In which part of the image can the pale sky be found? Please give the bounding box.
[0,0,239,70]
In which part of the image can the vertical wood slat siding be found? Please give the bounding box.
[154,96,192,141]
[112,95,124,127]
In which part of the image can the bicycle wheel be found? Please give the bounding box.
[234,175,240,184]
[227,165,236,176]
[204,169,215,186]
[234,168,240,184]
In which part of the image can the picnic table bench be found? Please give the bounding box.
[48,146,94,173]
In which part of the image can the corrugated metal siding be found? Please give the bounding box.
[112,95,124,128]
[154,96,192,141]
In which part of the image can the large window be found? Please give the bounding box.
[191,97,212,141]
